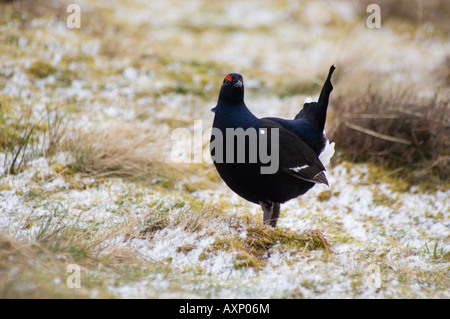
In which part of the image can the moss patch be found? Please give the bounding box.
[207,224,331,269]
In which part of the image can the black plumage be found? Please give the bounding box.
[210,66,335,227]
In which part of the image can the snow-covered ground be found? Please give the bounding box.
[1,154,448,298]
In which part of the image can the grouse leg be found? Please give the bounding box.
[270,203,280,227]
[260,201,272,225]
[260,201,281,227]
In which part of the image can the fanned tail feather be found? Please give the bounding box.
[294,65,335,133]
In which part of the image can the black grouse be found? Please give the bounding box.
[210,66,335,227]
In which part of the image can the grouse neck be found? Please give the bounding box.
[217,86,244,105]
[213,100,258,127]
[216,99,255,115]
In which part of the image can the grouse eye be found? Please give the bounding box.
[224,74,232,84]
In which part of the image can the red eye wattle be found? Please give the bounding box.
[225,75,232,82]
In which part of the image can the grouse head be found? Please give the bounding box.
[217,73,244,105]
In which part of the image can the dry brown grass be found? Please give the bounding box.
[206,219,333,269]
[329,89,449,181]
[63,125,177,182]
[0,232,93,298]
[329,17,450,183]
[0,222,149,298]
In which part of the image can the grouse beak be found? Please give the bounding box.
[233,80,243,88]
